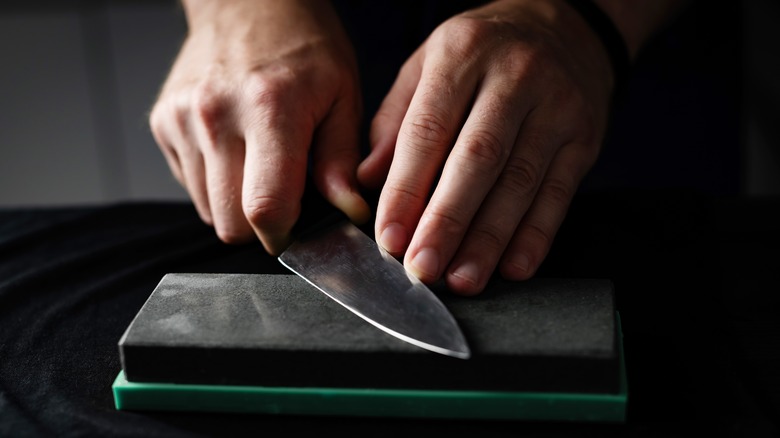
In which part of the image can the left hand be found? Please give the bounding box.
[358,0,615,295]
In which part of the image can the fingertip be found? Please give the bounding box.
[194,202,213,226]
[259,232,293,257]
[446,261,486,296]
[406,247,440,284]
[500,252,536,281]
[378,222,408,255]
[333,190,372,225]
[242,195,300,257]
[214,224,255,245]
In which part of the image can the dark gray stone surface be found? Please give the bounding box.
[119,273,619,393]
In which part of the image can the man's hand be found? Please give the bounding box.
[358,0,617,295]
[149,0,369,254]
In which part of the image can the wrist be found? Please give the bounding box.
[181,0,336,32]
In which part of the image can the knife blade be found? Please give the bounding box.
[278,185,470,360]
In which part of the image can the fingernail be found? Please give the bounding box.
[409,247,440,280]
[450,261,480,287]
[509,253,530,274]
[262,233,292,257]
[379,223,407,254]
[335,191,371,225]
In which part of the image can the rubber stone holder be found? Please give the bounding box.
[118,274,619,393]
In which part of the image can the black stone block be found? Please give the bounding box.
[119,274,619,394]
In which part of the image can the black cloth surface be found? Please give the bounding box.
[1,190,778,437]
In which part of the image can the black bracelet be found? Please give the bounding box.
[563,0,631,98]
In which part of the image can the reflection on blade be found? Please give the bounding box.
[278,221,470,359]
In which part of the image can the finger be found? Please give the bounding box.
[312,95,371,225]
[441,109,567,294]
[188,85,254,243]
[150,117,185,187]
[374,50,477,259]
[499,141,596,281]
[203,139,254,244]
[165,108,214,226]
[163,141,211,227]
[242,105,311,256]
[150,99,213,225]
[195,125,254,244]
[177,141,213,226]
[358,52,422,190]
[159,143,184,186]
[403,75,532,283]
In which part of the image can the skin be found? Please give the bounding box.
[151,0,687,295]
[150,0,371,253]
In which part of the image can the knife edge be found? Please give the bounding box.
[278,254,471,360]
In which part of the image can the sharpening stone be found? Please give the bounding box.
[113,273,626,422]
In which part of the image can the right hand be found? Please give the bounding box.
[149,0,370,254]
[357,0,615,295]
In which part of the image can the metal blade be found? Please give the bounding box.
[278,220,470,359]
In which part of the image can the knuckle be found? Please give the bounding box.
[244,72,293,111]
[522,221,554,251]
[502,45,534,78]
[458,127,509,171]
[423,205,467,236]
[502,43,557,86]
[437,17,491,57]
[172,102,190,136]
[242,194,292,229]
[192,83,229,131]
[539,177,575,207]
[502,156,542,197]
[214,226,251,245]
[405,110,452,150]
[470,223,506,253]
[148,103,167,141]
[521,43,553,70]
[149,99,188,143]
[384,181,428,207]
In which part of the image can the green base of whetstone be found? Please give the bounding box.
[112,315,627,423]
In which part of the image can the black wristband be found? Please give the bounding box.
[563,0,631,98]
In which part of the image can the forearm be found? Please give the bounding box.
[179,0,338,36]
[593,0,693,60]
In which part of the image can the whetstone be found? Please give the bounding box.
[118,273,620,394]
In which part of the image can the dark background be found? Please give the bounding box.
[0,0,778,205]
[333,0,752,197]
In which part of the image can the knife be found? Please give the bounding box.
[278,183,471,359]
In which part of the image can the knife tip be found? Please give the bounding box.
[451,349,472,360]
[427,342,471,360]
